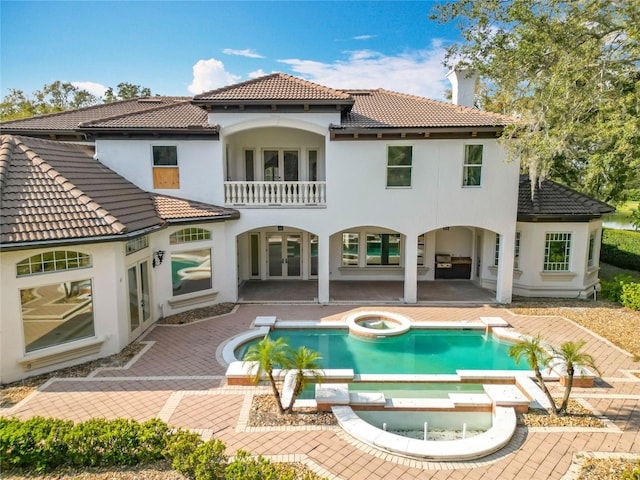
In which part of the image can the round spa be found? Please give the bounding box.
[346,311,411,338]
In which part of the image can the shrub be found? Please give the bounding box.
[0,416,73,473]
[601,229,640,271]
[601,274,635,302]
[622,458,640,480]
[621,283,640,311]
[1,417,170,473]
[168,436,227,480]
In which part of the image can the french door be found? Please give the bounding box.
[127,260,151,339]
[263,150,299,181]
[267,233,301,278]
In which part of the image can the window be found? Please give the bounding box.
[310,234,319,276]
[308,150,318,181]
[245,150,255,181]
[588,231,597,268]
[544,233,572,271]
[21,279,95,352]
[366,233,401,266]
[152,145,179,189]
[417,234,425,266]
[171,248,212,296]
[387,146,412,187]
[463,145,483,187]
[342,233,359,266]
[169,228,211,244]
[125,236,149,255]
[494,232,521,269]
[16,251,91,277]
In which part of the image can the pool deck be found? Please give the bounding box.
[3,304,639,479]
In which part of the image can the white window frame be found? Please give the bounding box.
[386,145,413,188]
[462,144,483,187]
[544,232,572,272]
[493,231,521,269]
[587,230,597,268]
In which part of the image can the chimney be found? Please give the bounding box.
[446,69,478,108]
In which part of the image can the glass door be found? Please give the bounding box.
[267,233,301,278]
[127,260,151,339]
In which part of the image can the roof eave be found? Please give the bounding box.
[163,212,240,224]
[517,214,606,222]
[330,125,506,133]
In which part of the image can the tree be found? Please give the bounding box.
[0,82,99,120]
[242,337,288,414]
[430,0,640,203]
[283,346,323,413]
[552,340,600,414]
[104,82,152,102]
[509,334,558,415]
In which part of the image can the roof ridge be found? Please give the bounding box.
[193,72,352,100]
[78,99,193,127]
[0,135,18,189]
[193,73,283,98]
[280,73,352,99]
[12,137,128,234]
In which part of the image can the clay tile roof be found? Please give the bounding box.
[341,89,514,128]
[192,72,353,103]
[152,195,239,221]
[78,101,216,131]
[0,135,164,244]
[0,97,189,133]
[517,175,615,220]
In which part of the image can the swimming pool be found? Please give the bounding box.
[235,328,527,374]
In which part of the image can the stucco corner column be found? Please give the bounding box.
[496,230,515,304]
[403,235,418,304]
[317,234,330,304]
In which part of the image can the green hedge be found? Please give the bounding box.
[621,283,640,311]
[601,229,640,272]
[0,417,326,479]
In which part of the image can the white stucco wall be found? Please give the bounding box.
[96,139,224,205]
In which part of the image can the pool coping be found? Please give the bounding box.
[331,405,517,461]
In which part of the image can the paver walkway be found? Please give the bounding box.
[3,305,639,479]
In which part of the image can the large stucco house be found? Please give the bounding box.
[0,72,613,383]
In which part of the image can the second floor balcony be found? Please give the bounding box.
[224,181,327,207]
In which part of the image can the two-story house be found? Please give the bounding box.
[0,72,614,383]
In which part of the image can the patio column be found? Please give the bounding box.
[403,234,418,303]
[317,234,330,304]
[496,230,515,303]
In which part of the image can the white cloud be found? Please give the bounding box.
[248,69,269,79]
[352,34,376,41]
[188,58,241,94]
[222,48,264,59]
[71,81,107,97]
[278,44,451,100]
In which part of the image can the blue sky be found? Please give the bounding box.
[1,1,461,101]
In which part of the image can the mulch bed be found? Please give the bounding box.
[158,303,236,324]
[578,457,639,480]
[248,394,337,427]
[518,399,605,428]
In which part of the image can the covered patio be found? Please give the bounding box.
[237,279,497,304]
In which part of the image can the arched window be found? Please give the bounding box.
[169,228,211,244]
[16,251,92,277]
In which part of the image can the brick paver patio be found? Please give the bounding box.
[3,304,639,479]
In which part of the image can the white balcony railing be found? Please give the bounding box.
[224,181,326,206]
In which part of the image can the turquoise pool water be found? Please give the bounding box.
[235,328,527,374]
[298,381,485,400]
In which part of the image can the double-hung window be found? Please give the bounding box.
[463,145,483,187]
[152,145,179,189]
[544,233,572,271]
[342,233,359,266]
[386,146,412,187]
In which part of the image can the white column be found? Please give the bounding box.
[496,229,515,304]
[317,233,330,304]
[404,234,418,304]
